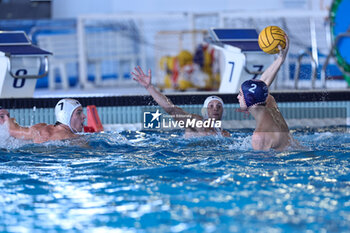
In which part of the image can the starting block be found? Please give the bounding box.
[0,31,51,98]
[208,28,274,93]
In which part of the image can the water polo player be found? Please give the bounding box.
[0,98,86,143]
[131,66,230,137]
[237,35,295,151]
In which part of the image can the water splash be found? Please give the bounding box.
[0,124,32,149]
[31,106,36,126]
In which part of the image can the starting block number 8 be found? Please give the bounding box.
[13,69,27,88]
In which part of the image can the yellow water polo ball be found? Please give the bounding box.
[258,26,286,54]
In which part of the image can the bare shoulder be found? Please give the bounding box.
[29,123,50,137]
[33,124,77,143]
[266,94,277,108]
[31,123,49,129]
[31,123,52,136]
[30,124,55,143]
[47,125,74,140]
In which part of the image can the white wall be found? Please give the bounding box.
[52,0,333,18]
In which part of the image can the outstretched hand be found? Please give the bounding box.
[0,109,10,125]
[131,66,152,89]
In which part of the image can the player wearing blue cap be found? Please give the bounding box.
[132,66,230,138]
[237,35,293,151]
[0,99,86,143]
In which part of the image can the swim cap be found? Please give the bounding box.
[201,96,224,119]
[241,80,268,109]
[55,99,82,130]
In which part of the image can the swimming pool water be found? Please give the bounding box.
[1,127,350,232]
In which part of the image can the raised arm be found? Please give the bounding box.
[260,35,289,87]
[131,66,195,121]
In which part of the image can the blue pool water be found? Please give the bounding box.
[0,127,350,232]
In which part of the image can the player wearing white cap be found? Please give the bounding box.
[132,66,230,138]
[0,99,86,143]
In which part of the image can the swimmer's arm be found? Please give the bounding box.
[6,118,34,140]
[131,66,191,120]
[260,35,289,87]
[0,114,31,139]
[145,85,191,118]
[7,118,45,141]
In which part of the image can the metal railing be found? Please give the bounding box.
[293,50,317,89]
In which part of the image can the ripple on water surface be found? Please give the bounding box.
[0,127,350,232]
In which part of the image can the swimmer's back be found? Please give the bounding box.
[33,124,78,143]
